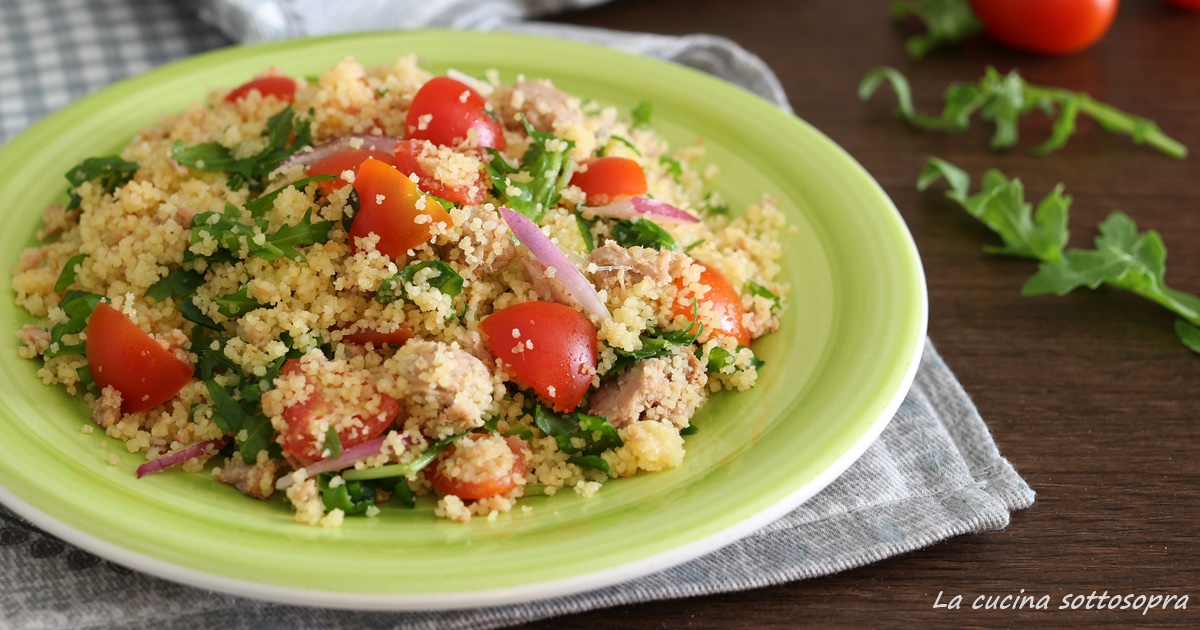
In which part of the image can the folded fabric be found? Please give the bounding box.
[0,1,1034,627]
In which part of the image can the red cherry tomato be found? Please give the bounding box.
[348,157,453,259]
[392,140,486,204]
[480,301,598,412]
[970,0,1118,55]
[1166,0,1200,9]
[406,77,504,151]
[569,157,648,206]
[225,76,297,103]
[428,435,528,500]
[673,263,750,347]
[278,359,398,464]
[341,323,414,347]
[85,302,193,413]
[306,148,395,194]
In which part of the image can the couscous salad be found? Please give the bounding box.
[12,56,788,525]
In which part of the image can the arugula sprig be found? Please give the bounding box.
[607,300,704,374]
[920,157,1200,354]
[485,118,574,224]
[170,106,314,190]
[534,404,623,476]
[44,291,105,359]
[890,0,981,58]
[860,67,1188,159]
[317,472,376,516]
[375,261,464,305]
[188,202,334,264]
[65,156,139,210]
[612,218,677,251]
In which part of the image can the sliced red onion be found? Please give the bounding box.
[274,434,407,490]
[136,437,230,478]
[581,196,701,223]
[499,207,612,321]
[276,134,404,171]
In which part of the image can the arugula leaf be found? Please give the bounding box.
[601,135,641,157]
[145,268,206,302]
[679,425,698,436]
[45,291,105,359]
[376,260,464,305]
[189,203,333,263]
[706,345,765,373]
[919,157,1068,262]
[215,285,262,318]
[1176,320,1200,354]
[684,239,705,254]
[660,157,683,181]
[631,101,653,127]
[170,106,314,190]
[702,192,729,216]
[534,404,622,474]
[485,118,574,223]
[317,473,375,516]
[205,380,273,460]
[890,0,981,58]
[392,480,416,509]
[244,174,335,217]
[612,218,677,251]
[65,156,138,210]
[745,281,781,314]
[321,428,343,460]
[608,302,704,374]
[574,209,596,253]
[54,253,87,292]
[180,298,220,331]
[566,455,612,477]
[921,158,1200,355]
[861,67,1188,159]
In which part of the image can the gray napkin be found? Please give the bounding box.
[0,0,1035,627]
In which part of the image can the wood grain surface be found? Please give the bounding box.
[529,0,1200,626]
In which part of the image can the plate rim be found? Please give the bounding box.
[0,29,928,610]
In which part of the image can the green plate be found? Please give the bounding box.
[0,31,926,609]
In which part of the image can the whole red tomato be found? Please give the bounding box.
[970,0,1119,55]
[1166,0,1200,10]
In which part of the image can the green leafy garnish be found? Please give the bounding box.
[215,285,262,318]
[189,203,334,263]
[702,192,729,216]
[612,218,677,251]
[170,106,314,190]
[180,299,220,331]
[631,100,653,127]
[921,157,1200,355]
[65,156,138,210]
[608,301,704,374]
[375,260,464,305]
[706,345,765,373]
[745,281,782,314]
[340,432,466,482]
[860,67,1188,159]
[44,291,105,359]
[317,473,375,516]
[534,404,623,476]
[392,481,416,509]
[660,157,683,181]
[205,380,273,460]
[321,427,343,460]
[146,268,206,302]
[485,118,574,223]
[890,0,981,58]
[679,425,698,436]
[574,209,597,253]
[244,174,336,217]
[601,135,641,157]
[684,239,705,254]
[54,253,87,292]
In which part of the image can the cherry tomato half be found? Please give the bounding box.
[225,76,297,103]
[970,0,1118,55]
[348,157,453,259]
[428,435,529,500]
[278,359,399,464]
[569,157,648,206]
[480,301,598,412]
[673,263,750,347]
[393,140,486,204]
[85,302,193,413]
[406,77,505,151]
[306,148,395,194]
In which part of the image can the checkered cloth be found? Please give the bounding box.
[0,1,1036,628]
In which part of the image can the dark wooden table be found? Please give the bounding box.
[535,0,1200,626]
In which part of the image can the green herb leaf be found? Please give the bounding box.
[485,118,574,223]
[679,425,698,436]
[566,455,612,476]
[317,473,375,516]
[702,193,729,216]
[180,298,220,331]
[146,268,206,302]
[602,135,641,157]
[1175,320,1200,355]
[215,285,262,318]
[189,204,333,264]
[890,0,981,58]
[393,480,416,508]
[660,156,683,181]
[205,380,274,461]
[706,345,765,373]
[612,219,677,251]
[632,101,653,127]
[54,254,88,292]
[375,260,464,305]
[861,67,1187,158]
[608,301,704,374]
[321,427,343,459]
[45,291,105,359]
[340,432,466,482]
[244,174,336,217]
[534,404,622,471]
[171,106,314,190]
[65,156,138,210]
[574,209,596,253]
[684,239,705,254]
[919,157,1069,262]
[745,281,781,313]
[262,209,336,262]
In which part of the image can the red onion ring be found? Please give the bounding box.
[136,437,230,478]
[499,207,612,321]
[581,196,701,223]
[276,134,404,170]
